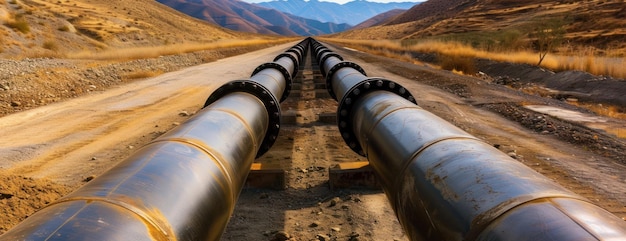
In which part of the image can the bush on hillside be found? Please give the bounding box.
[438,54,477,74]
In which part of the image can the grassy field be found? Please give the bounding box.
[320,38,626,79]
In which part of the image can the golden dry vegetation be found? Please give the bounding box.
[320,38,626,79]
[0,0,286,59]
[329,0,626,78]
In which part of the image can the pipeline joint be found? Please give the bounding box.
[318,52,343,77]
[204,80,281,158]
[286,48,302,63]
[251,62,292,102]
[325,61,367,101]
[274,53,299,77]
[337,78,416,156]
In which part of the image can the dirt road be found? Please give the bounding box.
[1,41,625,240]
[0,43,293,234]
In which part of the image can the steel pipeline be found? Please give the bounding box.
[0,39,309,241]
[311,38,626,241]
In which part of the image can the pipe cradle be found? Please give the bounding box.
[311,38,626,241]
[0,40,310,241]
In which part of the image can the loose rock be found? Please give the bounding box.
[316,234,330,241]
[272,231,291,241]
[83,175,95,182]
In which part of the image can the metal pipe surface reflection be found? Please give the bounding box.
[311,38,626,241]
[0,39,310,241]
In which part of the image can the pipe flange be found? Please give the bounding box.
[293,44,305,52]
[204,80,281,158]
[316,49,332,62]
[314,45,326,53]
[274,53,299,77]
[337,78,417,156]
[325,61,367,101]
[286,49,302,63]
[319,52,343,77]
[251,62,292,103]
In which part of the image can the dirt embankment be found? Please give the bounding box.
[475,59,626,108]
[409,51,626,108]
[399,51,626,165]
[0,173,71,234]
[0,45,276,117]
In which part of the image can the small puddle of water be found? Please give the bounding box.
[525,105,626,139]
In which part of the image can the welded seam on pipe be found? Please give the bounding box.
[465,195,599,240]
[310,38,626,241]
[359,106,444,152]
[0,41,309,241]
[45,197,173,241]
[387,136,481,191]
[545,198,604,241]
[41,205,91,241]
[337,79,416,155]
[336,71,365,83]
[148,137,240,198]
[204,81,280,158]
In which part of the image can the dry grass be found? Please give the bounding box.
[344,44,426,66]
[567,101,626,138]
[321,38,626,79]
[568,102,626,120]
[42,40,58,51]
[555,51,626,79]
[66,39,293,61]
[438,54,477,75]
[5,15,30,34]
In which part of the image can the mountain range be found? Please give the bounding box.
[0,0,244,58]
[336,0,626,52]
[350,9,407,30]
[255,0,420,26]
[156,0,352,36]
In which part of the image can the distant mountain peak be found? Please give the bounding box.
[257,0,419,25]
[157,0,351,36]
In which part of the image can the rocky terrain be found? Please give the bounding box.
[0,45,277,117]
[1,40,625,240]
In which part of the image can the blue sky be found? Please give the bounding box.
[243,0,424,4]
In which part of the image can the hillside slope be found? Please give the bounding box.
[351,9,406,30]
[0,0,243,58]
[157,0,352,36]
[256,0,418,26]
[334,0,626,53]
